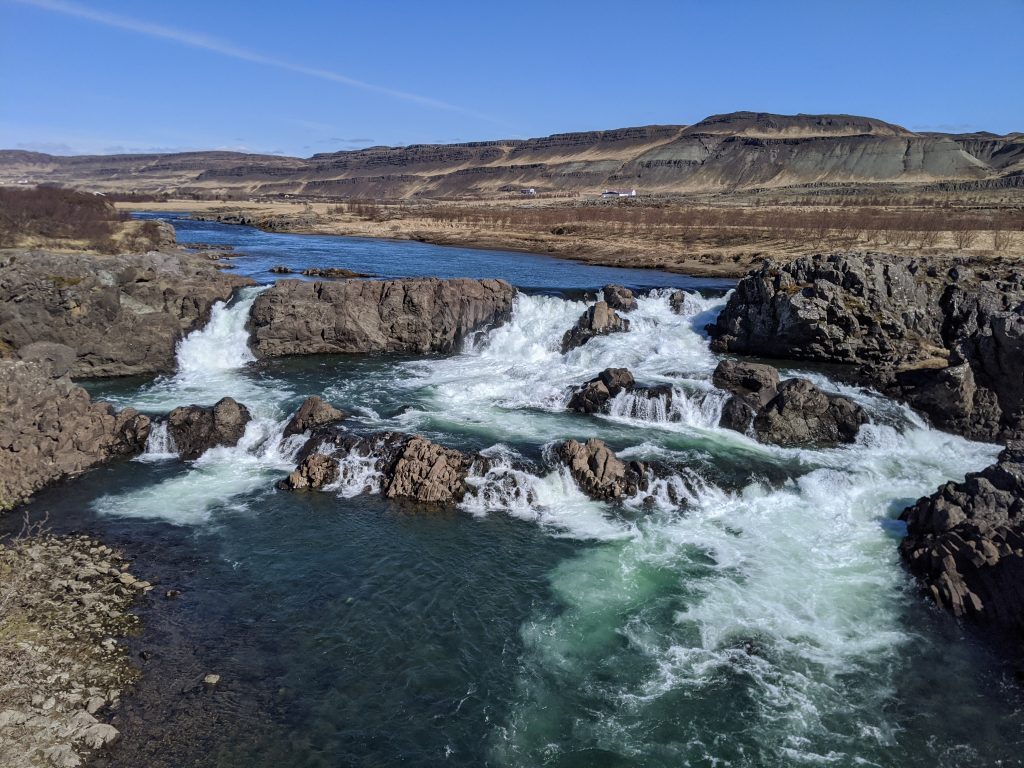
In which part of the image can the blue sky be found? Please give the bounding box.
[1,0,1021,156]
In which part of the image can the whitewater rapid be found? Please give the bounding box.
[89,284,1004,765]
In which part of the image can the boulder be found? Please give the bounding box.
[284,453,340,490]
[167,397,252,460]
[561,302,630,353]
[603,284,638,312]
[0,360,151,510]
[567,368,636,414]
[385,436,477,504]
[752,378,867,447]
[554,438,647,500]
[668,290,688,314]
[248,277,516,357]
[712,360,780,407]
[900,443,1024,635]
[0,249,253,378]
[283,396,346,438]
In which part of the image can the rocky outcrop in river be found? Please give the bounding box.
[283,430,486,504]
[900,443,1024,636]
[283,396,347,438]
[566,367,674,416]
[561,301,630,353]
[602,284,637,312]
[0,360,150,510]
[713,360,866,446]
[166,398,252,461]
[554,438,648,501]
[248,278,516,357]
[708,252,1024,443]
[0,248,253,378]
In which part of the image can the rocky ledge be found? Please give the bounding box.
[0,532,149,768]
[0,359,150,511]
[554,438,648,501]
[707,251,1024,444]
[566,367,673,415]
[248,277,516,357]
[0,248,253,378]
[900,443,1024,639]
[713,360,867,447]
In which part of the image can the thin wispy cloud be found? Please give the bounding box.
[11,0,498,123]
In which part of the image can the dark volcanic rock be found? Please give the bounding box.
[269,265,293,274]
[900,443,1024,634]
[668,290,688,315]
[283,396,347,438]
[752,378,867,447]
[249,278,516,357]
[567,368,636,414]
[167,397,252,460]
[712,360,865,445]
[561,301,630,353]
[603,284,638,312]
[707,252,1024,443]
[283,430,485,504]
[0,249,253,378]
[554,438,647,500]
[0,359,150,509]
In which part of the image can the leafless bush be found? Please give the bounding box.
[0,186,124,247]
[993,229,1016,252]
[951,223,979,250]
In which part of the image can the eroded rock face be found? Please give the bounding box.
[0,249,253,378]
[567,368,636,413]
[0,360,150,510]
[753,379,867,447]
[603,284,638,312]
[707,252,1024,443]
[248,277,516,357]
[282,430,484,504]
[167,397,252,460]
[561,302,630,353]
[554,438,647,500]
[285,453,340,490]
[283,396,347,438]
[900,444,1024,633]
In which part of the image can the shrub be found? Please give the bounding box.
[0,186,124,247]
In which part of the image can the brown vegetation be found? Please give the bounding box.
[0,186,125,248]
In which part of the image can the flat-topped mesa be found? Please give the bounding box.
[899,443,1024,637]
[0,359,151,510]
[0,248,253,378]
[248,277,517,357]
[707,252,1024,443]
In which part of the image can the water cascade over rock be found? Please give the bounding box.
[561,301,630,353]
[167,397,253,460]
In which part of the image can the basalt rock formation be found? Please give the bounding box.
[3,112,1014,198]
[283,430,486,505]
[712,360,866,446]
[561,302,630,353]
[0,248,252,378]
[166,397,252,461]
[602,284,638,312]
[0,359,150,510]
[708,252,1024,443]
[900,443,1024,636]
[248,278,516,357]
[283,396,347,438]
[554,438,648,501]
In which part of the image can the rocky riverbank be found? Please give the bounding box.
[0,246,253,378]
[0,529,148,768]
[0,359,150,512]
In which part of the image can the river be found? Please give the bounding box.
[15,215,1024,766]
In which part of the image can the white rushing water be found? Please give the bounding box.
[91,283,1004,762]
